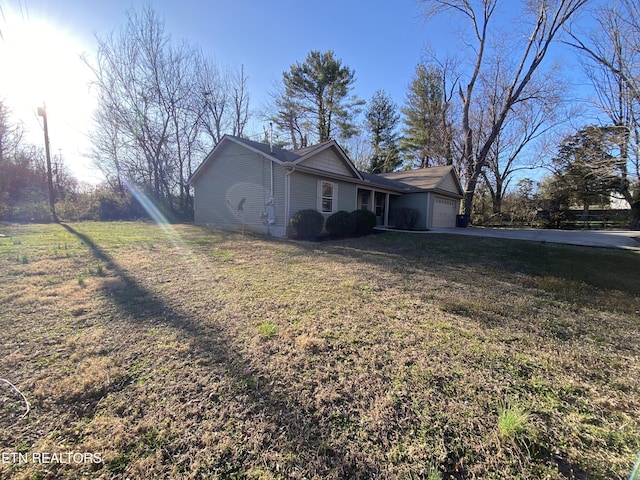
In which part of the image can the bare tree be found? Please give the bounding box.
[567,0,640,107]
[420,0,588,218]
[85,6,175,203]
[231,65,250,137]
[197,58,251,146]
[198,56,230,145]
[0,100,25,164]
[88,106,126,193]
[84,6,250,218]
[340,128,373,171]
[476,54,572,215]
[566,0,640,228]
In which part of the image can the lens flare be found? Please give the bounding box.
[123,180,189,252]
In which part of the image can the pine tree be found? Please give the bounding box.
[365,90,400,173]
[400,64,448,168]
[282,50,364,143]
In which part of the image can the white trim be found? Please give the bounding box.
[317,180,338,214]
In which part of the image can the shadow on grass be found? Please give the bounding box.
[307,231,640,297]
[57,223,624,479]
[58,223,367,477]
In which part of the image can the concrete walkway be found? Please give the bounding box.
[381,227,640,250]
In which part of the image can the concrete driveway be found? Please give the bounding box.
[422,227,640,250]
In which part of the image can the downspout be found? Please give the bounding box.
[284,165,295,234]
[269,122,274,205]
[265,158,277,230]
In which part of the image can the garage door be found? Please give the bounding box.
[432,196,458,227]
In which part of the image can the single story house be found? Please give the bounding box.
[190,135,463,237]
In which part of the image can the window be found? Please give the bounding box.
[360,192,369,210]
[318,181,337,213]
[375,193,385,217]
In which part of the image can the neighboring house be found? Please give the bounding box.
[190,135,463,237]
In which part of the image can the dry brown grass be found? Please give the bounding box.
[0,221,638,479]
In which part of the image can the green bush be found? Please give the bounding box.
[288,209,324,240]
[350,209,377,236]
[326,210,356,237]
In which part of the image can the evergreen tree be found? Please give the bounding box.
[365,90,400,173]
[551,125,621,214]
[282,50,364,143]
[400,63,448,168]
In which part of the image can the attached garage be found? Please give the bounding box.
[380,166,463,229]
[432,195,459,227]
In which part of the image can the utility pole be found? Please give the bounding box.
[37,104,58,223]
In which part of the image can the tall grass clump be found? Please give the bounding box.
[497,403,530,442]
[257,321,279,338]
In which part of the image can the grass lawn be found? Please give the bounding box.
[0,221,638,479]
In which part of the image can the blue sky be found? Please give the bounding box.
[0,0,600,182]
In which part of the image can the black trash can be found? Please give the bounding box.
[456,214,469,228]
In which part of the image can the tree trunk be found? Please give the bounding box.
[463,173,479,218]
[492,193,502,215]
[630,199,640,230]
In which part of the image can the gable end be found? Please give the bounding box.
[295,142,362,180]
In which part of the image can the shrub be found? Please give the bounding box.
[350,209,377,236]
[392,207,421,230]
[4,201,52,222]
[288,209,324,240]
[326,210,356,237]
[98,191,146,221]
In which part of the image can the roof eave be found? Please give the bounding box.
[432,187,464,199]
[226,135,284,165]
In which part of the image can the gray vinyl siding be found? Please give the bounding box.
[299,149,353,176]
[439,172,459,195]
[289,171,357,223]
[389,192,429,230]
[193,141,286,235]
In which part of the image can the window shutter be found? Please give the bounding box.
[333,184,338,212]
[317,181,322,211]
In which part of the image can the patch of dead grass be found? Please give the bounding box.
[0,222,638,479]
